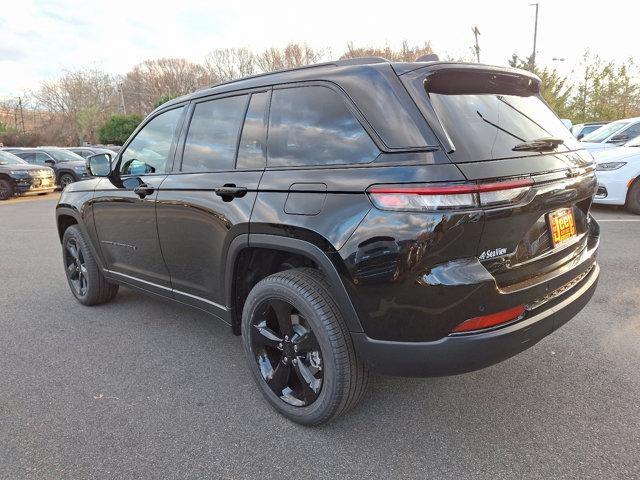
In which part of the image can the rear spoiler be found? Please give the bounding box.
[395,62,541,94]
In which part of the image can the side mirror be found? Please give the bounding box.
[87,153,113,177]
[44,159,55,166]
[577,133,584,140]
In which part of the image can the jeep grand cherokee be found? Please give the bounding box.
[55,57,600,425]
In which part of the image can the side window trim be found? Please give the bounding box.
[233,93,253,168]
[234,89,272,170]
[116,103,188,177]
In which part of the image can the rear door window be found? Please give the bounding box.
[181,95,248,172]
[267,85,379,167]
[34,152,52,165]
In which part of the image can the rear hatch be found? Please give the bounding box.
[399,64,597,289]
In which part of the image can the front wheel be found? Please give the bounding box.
[58,173,75,189]
[626,178,640,215]
[241,268,369,425]
[0,179,14,200]
[62,225,118,305]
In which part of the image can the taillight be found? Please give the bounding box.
[451,305,526,333]
[367,178,533,211]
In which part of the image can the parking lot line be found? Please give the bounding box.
[595,219,640,222]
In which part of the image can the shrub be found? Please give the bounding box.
[97,114,143,145]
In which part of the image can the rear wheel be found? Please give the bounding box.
[626,178,640,215]
[241,268,368,425]
[59,173,75,189]
[62,225,118,305]
[0,179,14,200]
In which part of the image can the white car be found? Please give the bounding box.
[581,117,640,153]
[593,135,640,214]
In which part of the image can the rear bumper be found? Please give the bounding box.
[352,262,599,377]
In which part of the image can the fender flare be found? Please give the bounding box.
[56,206,106,271]
[225,233,364,333]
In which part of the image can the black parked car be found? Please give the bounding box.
[0,150,56,200]
[2,147,89,188]
[56,58,600,425]
[66,146,117,159]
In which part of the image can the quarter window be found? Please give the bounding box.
[120,106,184,175]
[267,86,379,167]
[236,92,269,169]
[181,95,248,172]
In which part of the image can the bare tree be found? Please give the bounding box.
[31,68,117,144]
[340,41,433,62]
[120,58,209,114]
[255,43,325,72]
[204,48,256,83]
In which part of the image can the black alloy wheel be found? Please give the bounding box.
[242,268,369,425]
[64,237,88,296]
[59,173,75,189]
[250,298,324,406]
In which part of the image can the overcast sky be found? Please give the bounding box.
[0,0,636,98]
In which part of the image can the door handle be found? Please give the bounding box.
[133,184,155,199]
[214,184,247,201]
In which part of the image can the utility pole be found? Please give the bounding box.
[530,3,539,71]
[18,97,25,133]
[119,84,127,115]
[472,26,481,63]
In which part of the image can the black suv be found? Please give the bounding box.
[3,147,89,188]
[56,58,600,425]
[0,150,56,199]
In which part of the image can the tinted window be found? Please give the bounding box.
[120,106,184,175]
[71,149,90,158]
[429,92,579,162]
[267,86,378,167]
[14,151,35,162]
[580,125,601,137]
[182,95,248,172]
[35,152,52,164]
[617,123,640,142]
[236,92,269,169]
[581,121,628,142]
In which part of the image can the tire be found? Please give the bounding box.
[241,268,369,425]
[58,173,75,189]
[0,178,14,200]
[62,225,118,306]
[626,178,640,215]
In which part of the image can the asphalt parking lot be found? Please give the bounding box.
[1,193,639,479]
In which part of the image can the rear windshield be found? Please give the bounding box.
[407,69,580,162]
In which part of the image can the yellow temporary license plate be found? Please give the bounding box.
[548,208,577,246]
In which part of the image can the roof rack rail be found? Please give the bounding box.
[335,56,389,66]
[204,56,390,90]
[416,53,440,62]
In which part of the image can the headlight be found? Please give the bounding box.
[9,171,29,177]
[596,162,627,171]
[73,165,86,172]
